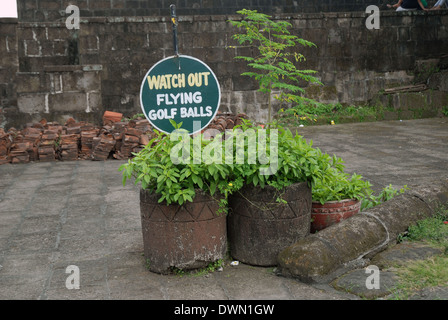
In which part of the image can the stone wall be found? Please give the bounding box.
[17,0,399,22]
[0,19,19,128]
[1,9,448,129]
[16,64,102,120]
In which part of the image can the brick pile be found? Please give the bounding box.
[0,111,248,165]
[206,112,247,132]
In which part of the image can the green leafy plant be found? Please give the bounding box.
[312,158,408,207]
[228,9,321,123]
[390,205,448,300]
[398,205,448,246]
[442,106,448,117]
[170,259,225,277]
[231,119,336,195]
[278,101,381,127]
[361,184,409,211]
[122,113,146,122]
[120,118,341,212]
[119,120,240,214]
[312,168,373,205]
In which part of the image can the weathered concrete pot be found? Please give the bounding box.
[311,199,361,233]
[140,189,227,274]
[228,182,311,266]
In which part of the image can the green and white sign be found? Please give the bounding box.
[140,55,221,135]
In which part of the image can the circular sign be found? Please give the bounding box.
[140,55,221,135]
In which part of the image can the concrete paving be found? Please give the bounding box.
[0,118,447,300]
[296,118,448,193]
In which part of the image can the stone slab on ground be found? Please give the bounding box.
[331,241,447,300]
[332,269,399,299]
[410,286,448,300]
[370,241,445,269]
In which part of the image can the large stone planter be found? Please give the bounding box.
[140,189,227,274]
[311,199,361,233]
[227,182,312,266]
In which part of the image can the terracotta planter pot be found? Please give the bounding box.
[140,189,227,274]
[311,199,361,233]
[228,182,311,266]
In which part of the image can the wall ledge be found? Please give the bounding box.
[11,9,448,27]
[43,65,102,72]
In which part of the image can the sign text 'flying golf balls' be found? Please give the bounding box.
[140,55,221,134]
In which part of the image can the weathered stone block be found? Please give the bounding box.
[401,92,428,111]
[53,40,68,56]
[24,40,41,56]
[307,18,323,29]
[49,92,87,112]
[429,91,448,110]
[79,35,99,53]
[87,91,102,112]
[38,0,60,10]
[16,72,41,93]
[332,269,399,299]
[111,0,126,9]
[59,70,101,93]
[428,70,448,92]
[277,236,344,283]
[79,71,101,92]
[89,0,111,9]
[17,93,47,114]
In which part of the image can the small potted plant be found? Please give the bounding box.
[310,165,373,233]
[120,122,237,274]
[311,162,409,233]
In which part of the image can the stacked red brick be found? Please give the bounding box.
[0,112,248,165]
[92,131,115,161]
[7,128,30,164]
[80,124,100,159]
[59,130,79,161]
[22,127,41,161]
[206,112,248,131]
[0,128,13,165]
[61,118,82,161]
[39,123,62,162]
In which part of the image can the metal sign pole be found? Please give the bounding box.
[170,4,179,57]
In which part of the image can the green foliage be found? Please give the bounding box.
[122,113,146,122]
[312,159,408,207]
[228,9,321,123]
[119,121,239,214]
[283,100,338,118]
[361,184,409,211]
[278,100,380,126]
[442,106,448,117]
[231,119,335,193]
[390,254,448,300]
[120,119,340,210]
[312,168,373,204]
[399,205,448,246]
[391,205,448,300]
[170,259,225,277]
